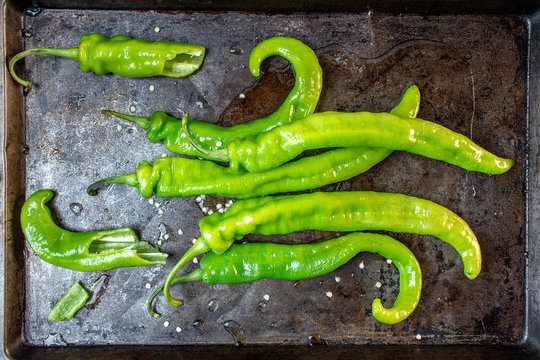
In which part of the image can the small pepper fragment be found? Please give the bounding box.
[20,189,167,271]
[9,33,206,87]
[47,282,90,322]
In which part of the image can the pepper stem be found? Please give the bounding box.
[9,47,79,87]
[147,268,203,318]
[163,237,210,307]
[87,173,138,196]
[101,110,151,130]
[181,114,229,161]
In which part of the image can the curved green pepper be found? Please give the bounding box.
[9,33,206,87]
[101,36,322,160]
[20,190,167,271]
[87,86,420,199]
[149,232,422,325]
[163,191,480,307]
[184,108,514,175]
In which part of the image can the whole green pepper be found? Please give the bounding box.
[20,190,167,271]
[87,86,420,199]
[149,232,422,325]
[163,191,480,307]
[9,33,206,87]
[101,36,322,160]
[183,108,514,175]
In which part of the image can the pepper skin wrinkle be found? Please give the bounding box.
[149,232,422,324]
[101,36,323,160]
[163,191,480,307]
[88,86,421,198]
[197,110,514,174]
[20,190,167,271]
[9,33,205,87]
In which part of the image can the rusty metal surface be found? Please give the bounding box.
[2,3,536,358]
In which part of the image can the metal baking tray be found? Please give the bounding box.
[2,1,539,358]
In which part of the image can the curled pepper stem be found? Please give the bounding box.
[9,47,79,87]
[87,173,138,196]
[181,114,228,160]
[101,110,151,130]
[147,268,202,318]
[163,237,210,307]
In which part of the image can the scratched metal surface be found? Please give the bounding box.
[18,9,527,349]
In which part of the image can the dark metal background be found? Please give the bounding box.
[2,1,539,359]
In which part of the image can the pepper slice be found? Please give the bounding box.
[149,232,422,325]
[163,191,480,307]
[9,33,206,87]
[47,282,90,322]
[87,86,420,199]
[20,190,167,271]
[100,36,322,160]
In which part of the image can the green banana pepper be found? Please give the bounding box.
[87,86,420,199]
[149,232,422,325]
[183,107,514,175]
[163,191,480,307]
[101,36,323,160]
[9,33,206,87]
[20,189,167,271]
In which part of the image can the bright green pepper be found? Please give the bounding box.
[87,86,420,199]
[101,36,322,160]
[47,282,90,322]
[184,108,514,175]
[20,189,167,271]
[9,33,206,87]
[149,232,422,324]
[163,191,480,307]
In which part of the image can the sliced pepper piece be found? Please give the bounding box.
[47,282,90,322]
[20,190,167,271]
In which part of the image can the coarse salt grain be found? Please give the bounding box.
[216,203,223,209]
[154,26,160,32]
[149,85,155,92]
[208,210,214,215]
[263,294,270,301]
[325,291,333,298]
[157,240,162,246]
[387,259,393,264]
[158,209,164,215]
[129,105,136,113]
[335,276,341,283]
[149,199,155,205]
[155,202,161,208]
[375,281,382,288]
[176,327,182,333]
[192,238,197,244]
[239,93,246,99]
[359,261,365,269]
[163,321,169,327]
[117,124,122,131]
[193,257,198,264]
[216,141,222,147]
[195,196,202,202]
[164,234,170,240]
[416,334,422,340]
[145,283,151,289]
[178,229,183,235]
